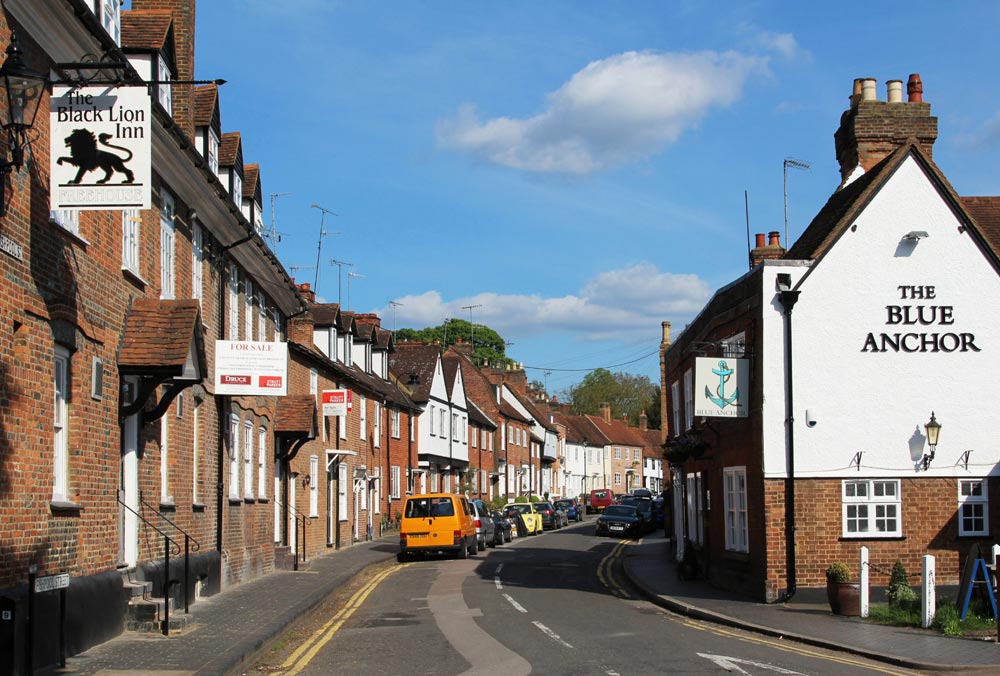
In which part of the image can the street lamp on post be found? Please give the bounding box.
[0,33,47,217]
[922,412,941,471]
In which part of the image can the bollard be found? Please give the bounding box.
[921,554,936,628]
[860,547,869,618]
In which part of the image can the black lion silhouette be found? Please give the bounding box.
[57,129,135,184]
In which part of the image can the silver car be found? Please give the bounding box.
[471,499,496,551]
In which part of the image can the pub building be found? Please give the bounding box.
[661,75,1000,602]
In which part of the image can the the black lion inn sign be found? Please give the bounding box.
[50,85,151,210]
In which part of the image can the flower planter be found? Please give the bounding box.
[826,579,861,616]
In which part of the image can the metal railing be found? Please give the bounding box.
[139,495,202,614]
[284,500,308,570]
[117,495,179,636]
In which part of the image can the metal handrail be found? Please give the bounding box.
[139,495,202,614]
[117,494,179,635]
[284,500,308,571]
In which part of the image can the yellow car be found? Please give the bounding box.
[504,503,544,536]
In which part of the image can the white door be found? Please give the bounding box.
[119,378,140,567]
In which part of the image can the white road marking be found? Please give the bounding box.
[606,671,621,676]
[496,563,504,574]
[697,653,807,675]
[503,593,527,613]
[494,575,503,590]
[532,620,573,648]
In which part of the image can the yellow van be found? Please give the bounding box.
[398,493,478,562]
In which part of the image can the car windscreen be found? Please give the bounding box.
[603,505,637,517]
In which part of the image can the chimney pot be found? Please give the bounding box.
[886,80,903,103]
[755,232,766,247]
[862,78,878,101]
[851,78,864,106]
[907,73,923,102]
[768,231,781,247]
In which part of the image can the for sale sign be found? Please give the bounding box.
[214,341,287,396]
[50,85,151,210]
[322,390,350,417]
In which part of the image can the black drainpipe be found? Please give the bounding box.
[777,277,800,602]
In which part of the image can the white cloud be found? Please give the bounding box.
[437,50,767,174]
[382,263,711,342]
[738,23,811,63]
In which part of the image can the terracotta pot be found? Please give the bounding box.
[826,579,861,616]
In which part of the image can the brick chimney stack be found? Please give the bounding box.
[750,231,785,267]
[599,402,611,424]
[834,74,937,185]
[297,282,315,304]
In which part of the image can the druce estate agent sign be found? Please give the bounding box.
[214,341,288,396]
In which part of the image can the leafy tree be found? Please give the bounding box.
[564,368,660,429]
[396,319,511,367]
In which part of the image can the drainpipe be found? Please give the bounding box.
[777,275,800,602]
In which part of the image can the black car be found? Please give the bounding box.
[596,504,642,537]
[620,496,654,533]
[535,501,567,530]
[490,510,512,544]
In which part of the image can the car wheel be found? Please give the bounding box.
[477,536,485,552]
[397,551,409,563]
[458,539,469,559]
[469,538,478,556]
[504,530,512,543]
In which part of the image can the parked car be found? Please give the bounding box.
[620,495,654,533]
[471,499,497,551]
[595,504,642,538]
[650,498,665,530]
[554,498,583,522]
[589,489,615,514]
[398,493,478,561]
[535,501,567,530]
[504,503,544,535]
[490,510,512,544]
[631,488,653,499]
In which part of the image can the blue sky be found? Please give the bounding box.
[186,1,999,396]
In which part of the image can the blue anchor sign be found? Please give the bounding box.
[698,358,746,417]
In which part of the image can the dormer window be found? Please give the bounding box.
[344,335,353,368]
[231,171,242,208]
[157,55,172,114]
[102,0,122,45]
[207,130,219,175]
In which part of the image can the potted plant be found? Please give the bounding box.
[825,562,861,616]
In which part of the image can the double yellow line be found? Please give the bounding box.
[597,539,634,598]
[274,563,405,676]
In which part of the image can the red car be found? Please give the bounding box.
[588,489,615,514]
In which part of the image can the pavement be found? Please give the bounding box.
[39,525,998,676]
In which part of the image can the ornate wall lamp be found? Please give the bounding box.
[0,34,47,217]
[921,412,941,471]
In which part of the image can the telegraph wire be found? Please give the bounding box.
[522,348,659,373]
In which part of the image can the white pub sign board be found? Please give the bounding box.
[694,357,749,418]
[50,85,151,210]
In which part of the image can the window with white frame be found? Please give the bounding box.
[338,463,348,521]
[671,380,681,435]
[452,412,459,441]
[53,346,70,503]
[373,467,381,514]
[228,415,240,500]
[615,447,621,460]
[122,209,140,274]
[686,471,704,545]
[50,207,80,238]
[101,0,121,44]
[207,129,219,175]
[683,369,694,430]
[462,416,467,443]
[842,479,901,537]
[231,170,242,208]
[391,408,400,439]
[160,190,175,299]
[273,307,284,341]
[612,472,621,485]
[157,55,172,113]
[310,368,318,396]
[723,467,748,552]
[373,402,381,447]
[243,420,254,499]
[391,465,401,500]
[471,425,477,448]
[428,406,436,437]
[258,291,267,340]
[257,425,268,499]
[958,479,989,536]
[309,455,319,517]
[360,395,367,440]
[228,265,239,339]
[722,331,747,358]
[192,221,204,306]
[244,279,254,340]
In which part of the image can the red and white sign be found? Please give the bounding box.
[322,389,349,417]
[214,340,287,396]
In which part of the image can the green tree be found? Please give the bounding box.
[564,368,659,429]
[396,319,510,367]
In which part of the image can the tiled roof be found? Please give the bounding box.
[274,395,316,436]
[310,303,340,327]
[193,85,219,128]
[373,328,392,351]
[962,197,1000,252]
[354,321,376,342]
[388,343,440,403]
[586,415,645,446]
[119,299,203,377]
[121,10,172,51]
[337,311,356,334]
[219,132,241,167]
[467,399,497,429]
[498,399,531,424]
[574,415,611,446]
[243,164,259,200]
